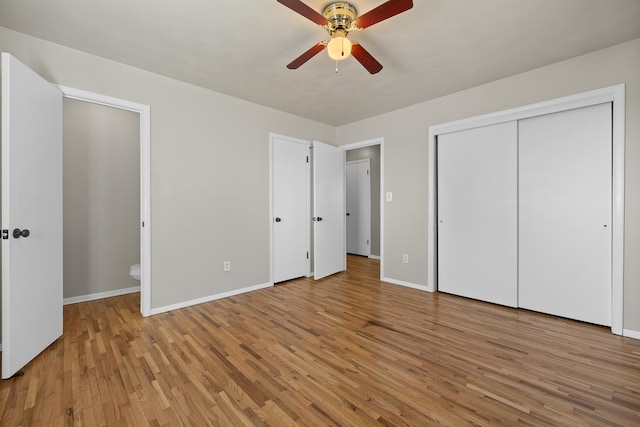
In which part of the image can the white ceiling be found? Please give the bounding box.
[1,0,639,126]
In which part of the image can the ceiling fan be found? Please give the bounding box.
[277,0,413,74]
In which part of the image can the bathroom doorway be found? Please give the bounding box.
[62,98,140,305]
[59,86,151,316]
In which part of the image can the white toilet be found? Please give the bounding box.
[129,263,141,281]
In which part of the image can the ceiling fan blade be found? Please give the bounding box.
[277,0,329,26]
[355,0,413,29]
[287,42,327,69]
[351,43,383,74]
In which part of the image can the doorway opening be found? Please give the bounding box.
[62,98,140,311]
[342,138,384,279]
[59,86,151,316]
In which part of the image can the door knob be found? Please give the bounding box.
[13,228,30,238]
[313,217,323,222]
[275,217,282,222]
[346,213,350,216]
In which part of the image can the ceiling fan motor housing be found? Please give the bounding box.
[323,2,357,37]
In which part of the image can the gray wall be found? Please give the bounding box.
[0,25,336,312]
[337,38,640,333]
[63,98,140,298]
[346,145,380,257]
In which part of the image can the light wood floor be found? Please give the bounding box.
[1,255,639,426]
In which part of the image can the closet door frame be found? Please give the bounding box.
[427,84,625,336]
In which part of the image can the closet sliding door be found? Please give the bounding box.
[518,103,612,326]
[437,122,518,307]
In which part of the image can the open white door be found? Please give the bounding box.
[313,141,345,280]
[2,53,63,379]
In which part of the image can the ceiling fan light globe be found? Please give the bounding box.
[327,36,352,60]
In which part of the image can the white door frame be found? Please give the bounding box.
[269,133,311,283]
[428,84,625,335]
[58,85,152,317]
[340,138,384,279]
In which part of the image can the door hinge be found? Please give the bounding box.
[367,170,369,175]
[306,156,309,163]
[307,251,309,259]
[2,230,8,240]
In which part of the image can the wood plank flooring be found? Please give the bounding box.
[1,255,639,425]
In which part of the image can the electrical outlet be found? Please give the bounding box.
[223,261,231,272]
[403,254,409,264]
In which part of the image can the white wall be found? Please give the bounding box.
[0,26,335,311]
[336,38,640,333]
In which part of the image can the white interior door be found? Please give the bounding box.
[272,135,309,283]
[2,53,63,379]
[346,160,370,256]
[437,122,518,307]
[313,141,345,280]
[518,103,612,326]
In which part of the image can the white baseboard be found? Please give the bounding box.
[368,255,381,260]
[381,277,434,292]
[623,329,640,340]
[63,286,141,305]
[150,282,273,315]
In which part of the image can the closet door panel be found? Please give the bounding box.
[518,103,612,326]
[437,122,518,307]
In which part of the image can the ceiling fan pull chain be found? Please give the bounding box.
[335,59,339,74]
